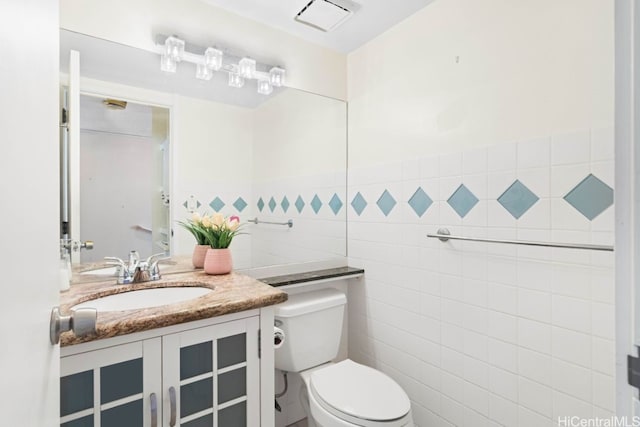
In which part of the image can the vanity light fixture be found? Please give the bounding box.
[155,35,285,94]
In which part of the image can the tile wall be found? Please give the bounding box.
[347,128,615,427]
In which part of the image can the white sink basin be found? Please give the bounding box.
[79,266,118,276]
[72,286,213,311]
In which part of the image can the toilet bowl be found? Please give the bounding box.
[274,288,413,427]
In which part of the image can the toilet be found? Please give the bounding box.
[274,288,414,427]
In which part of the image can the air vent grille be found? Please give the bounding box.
[295,0,358,32]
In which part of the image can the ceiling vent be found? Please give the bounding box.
[295,0,360,32]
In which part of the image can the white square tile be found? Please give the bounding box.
[591,161,614,189]
[488,170,517,199]
[551,327,591,368]
[488,200,518,228]
[550,164,591,198]
[552,391,593,421]
[440,152,463,177]
[551,262,592,300]
[591,337,615,376]
[487,282,518,315]
[441,323,465,353]
[462,277,488,307]
[552,359,592,402]
[419,155,440,179]
[551,130,590,165]
[488,311,517,344]
[441,347,465,376]
[591,302,614,340]
[489,393,518,427]
[488,143,517,172]
[402,158,420,181]
[441,395,465,426]
[518,318,551,354]
[486,256,517,285]
[550,230,592,266]
[518,136,550,169]
[463,147,488,174]
[488,338,518,373]
[551,198,591,232]
[591,127,614,162]
[518,406,553,427]
[517,198,551,229]
[464,381,489,416]
[518,347,552,386]
[517,260,553,292]
[552,295,591,334]
[463,355,489,388]
[464,330,488,361]
[592,373,614,411]
[518,288,551,323]
[517,167,550,199]
[441,371,465,402]
[489,367,518,402]
[518,377,553,417]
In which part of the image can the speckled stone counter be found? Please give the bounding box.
[259,267,364,287]
[60,270,287,346]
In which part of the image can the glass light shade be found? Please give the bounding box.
[195,63,212,80]
[164,36,185,61]
[269,67,286,87]
[160,54,177,73]
[257,80,273,95]
[205,47,223,71]
[228,72,245,88]
[238,57,256,79]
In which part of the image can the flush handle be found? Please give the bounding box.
[49,307,97,345]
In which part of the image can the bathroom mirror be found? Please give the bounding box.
[60,29,347,275]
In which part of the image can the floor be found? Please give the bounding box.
[286,419,308,427]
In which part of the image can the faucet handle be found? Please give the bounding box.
[145,253,167,264]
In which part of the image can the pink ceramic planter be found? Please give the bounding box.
[204,248,233,275]
[192,244,209,268]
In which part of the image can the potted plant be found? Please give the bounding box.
[200,213,243,275]
[178,212,210,268]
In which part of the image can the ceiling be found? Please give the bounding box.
[200,0,435,53]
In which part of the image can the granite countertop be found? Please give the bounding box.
[60,270,287,346]
[258,267,365,287]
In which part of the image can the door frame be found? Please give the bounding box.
[615,0,639,417]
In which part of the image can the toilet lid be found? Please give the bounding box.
[310,360,411,422]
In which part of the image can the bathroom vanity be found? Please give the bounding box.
[59,270,287,427]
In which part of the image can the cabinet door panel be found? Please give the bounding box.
[218,401,247,427]
[163,316,259,427]
[61,339,161,427]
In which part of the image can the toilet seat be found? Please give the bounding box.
[307,360,412,426]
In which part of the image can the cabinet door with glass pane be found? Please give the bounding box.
[60,339,162,427]
[162,316,260,427]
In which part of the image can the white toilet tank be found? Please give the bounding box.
[274,288,347,372]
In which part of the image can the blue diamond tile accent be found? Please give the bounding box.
[233,197,247,212]
[209,197,225,212]
[351,192,367,216]
[408,187,433,217]
[328,194,343,215]
[295,196,305,213]
[281,196,290,213]
[447,184,479,218]
[311,195,323,214]
[183,200,188,209]
[183,200,201,211]
[498,180,539,219]
[377,190,397,217]
[564,174,614,220]
[257,197,265,212]
[268,197,277,213]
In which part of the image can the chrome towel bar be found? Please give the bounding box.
[427,228,614,252]
[248,217,293,228]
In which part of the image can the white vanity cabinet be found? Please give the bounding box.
[60,313,263,427]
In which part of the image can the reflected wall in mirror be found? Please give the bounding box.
[78,95,169,262]
[60,29,347,274]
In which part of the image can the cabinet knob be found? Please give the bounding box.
[49,307,97,345]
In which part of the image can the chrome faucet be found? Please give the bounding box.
[105,251,167,284]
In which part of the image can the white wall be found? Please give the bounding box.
[59,0,347,100]
[348,0,613,166]
[347,1,615,426]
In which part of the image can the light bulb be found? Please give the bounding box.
[205,47,223,71]
[269,67,286,87]
[257,80,273,95]
[238,57,256,79]
[196,63,212,80]
[228,71,245,88]
[160,54,177,73]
